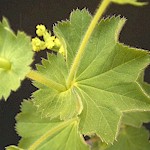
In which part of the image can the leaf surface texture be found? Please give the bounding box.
[105,126,150,150]
[0,18,33,99]
[32,9,150,143]
[15,100,89,150]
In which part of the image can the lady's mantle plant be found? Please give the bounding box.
[0,0,150,149]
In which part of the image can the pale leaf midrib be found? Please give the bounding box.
[28,118,77,150]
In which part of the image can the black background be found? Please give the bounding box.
[0,0,150,149]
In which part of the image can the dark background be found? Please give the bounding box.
[0,0,150,149]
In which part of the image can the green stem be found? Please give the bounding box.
[28,118,77,150]
[66,0,111,88]
[26,70,66,92]
[0,57,11,70]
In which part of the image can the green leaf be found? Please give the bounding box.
[105,126,150,150]
[137,71,150,97]
[0,18,34,100]
[2,17,10,28]
[15,100,89,150]
[54,9,92,68]
[6,146,23,150]
[122,111,150,128]
[32,53,83,120]
[33,9,150,143]
[111,0,148,6]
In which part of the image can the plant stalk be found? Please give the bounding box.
[26,70,66,92]
[0,57,11,70]
[66,0,111,88]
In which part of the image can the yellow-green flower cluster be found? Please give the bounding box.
[32,24,65,55]
[32,37,46,51]
[36,24,46,37]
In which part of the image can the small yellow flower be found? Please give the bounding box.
[43,32,53,41]
[32,37,46,51]
[45,36,55,49]
[32,24,65,55]
[36,25,46,37]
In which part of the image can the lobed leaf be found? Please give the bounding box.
[54,9,150,143]
[122,111,150,128]
[32,53,82,120]
[0,18,34,100]
[32,9,150,143]
[105,126,150,150]
[13,100,89,150]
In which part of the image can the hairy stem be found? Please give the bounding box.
[28,118,77,150]
[26,70,66,92]
[66,0,111,88]
[0,57,11,70]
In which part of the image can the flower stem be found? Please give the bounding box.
[26,70,66,92]
[0,57,11,70]
[66,0,111,88]
[28,118,77,150]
